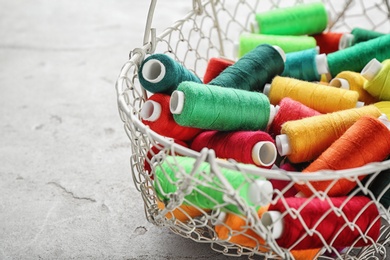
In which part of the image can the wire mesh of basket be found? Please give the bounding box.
[116,0,390,259]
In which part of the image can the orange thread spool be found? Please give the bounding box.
[265,76,361,113]
[329,71,378,105]
[276,105,382,163]
[296,115,390,197]
[156,200,210,222]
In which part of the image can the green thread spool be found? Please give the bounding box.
[209,44,285,92]
[170,81,277,131]
[153,156,273,214]
[281,47,329,81]
[138,53,202,94]
[238,33,317,57]
[362,58,390,101]
[254,2,328,36]
[339,28,385,49]
[327,34,390,77]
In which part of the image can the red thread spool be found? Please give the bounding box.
[141,93,203,141]
[271,162,299,198]
[203,57,235,84]
[268,98,321,137]
[313,32,344,54]
[296,115,390,197]
[262,196,381,250]
[190,130,277,168]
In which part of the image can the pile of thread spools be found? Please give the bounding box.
[137,2,390,258]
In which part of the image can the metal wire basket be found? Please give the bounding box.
[115,0,390,259]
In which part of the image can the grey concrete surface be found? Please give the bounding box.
[0,1,244,259]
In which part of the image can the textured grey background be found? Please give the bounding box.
[0,1,242,259]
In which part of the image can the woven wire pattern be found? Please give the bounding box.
[116,0,390,259]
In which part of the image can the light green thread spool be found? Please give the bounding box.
[254,2,328,36]
[239,33,317,57]
[170,81,277,131]
[362,59,390,101]
[153,156,273,215]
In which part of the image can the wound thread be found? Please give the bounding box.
[210,44,285,92]
[327,34,390,77]
[140,93,203,141]
[297,116,390,197]
[351,27,385,46]
[313,32,344,54]
[138,53,202,94]
[277,105,382,163]
[239,33,317,57]
[363,59,390,101]
[329,71,378,105]
[171,82,274,131]
[266,76,360,114]
[254,2,328,36]
[190,130,277,168]
[203,57,234,84]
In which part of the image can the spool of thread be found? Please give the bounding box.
[261,196,381,250]
[339,28,385,49]
[203,57,234,84]
[138,53,202,94]
[239,33,317,57]
[327,34,390,77]
[374,101,390,119]
[254,2,328,36]
[140,93,203,141]
[329,71,378,105]
[264,76,362,114]
[170,82,277,131]
[215,205,322,259]
[296,115,390,197]
[362,59,390,101]
[313,32,344,54]
[271,162,299,198]
[190,130,277,168]
[209,44,285,92]
[268,97,321,138]
[156,200,210,222]
[281,47,329,83]
[276,105,382,163]
[154,156,273,215]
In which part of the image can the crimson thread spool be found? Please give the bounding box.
[261,196,381,250]
[362,58,390,101]
[138,53,202,94]
[140,93,202,141]
[203,57,234,84]
[313,32,344,54]
[209,44,285,92]
[329,70,378,105]
[190,130,277,168]
[296,115,390,197]
[276,105,382,163]
[268,97,321,138]
[170,82,277,131]
[264,76,362,114]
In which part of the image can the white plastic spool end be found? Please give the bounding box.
[252,141,277,167]
[261,211,284,239]
[250,20,260,34]
[272,45,286,63]
[248,179,273,206]
[315,54,329,75]
[329,78,350,90]
[233,42,240,60]
[170,90,185,114]
[267,104,278,127]
[263,83,271,96]
[356,101,365,108]
[142,59,166,83]
[339,33,354,50]
[275,134,292,156]
[361,58,383,81]
[378,114,390,130]
[140,100,162,122]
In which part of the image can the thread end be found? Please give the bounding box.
[140,100,162,122]
[329,78,350,90]
[248,179,273,206]
[361,58,383,81]
[339,33,354,50]
[252,141,277,167]
[276,134,291,156]
[261,211,283,239]
[142,59,166,83]
[170,91,185,114]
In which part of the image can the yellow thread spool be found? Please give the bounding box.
[362,59,390,101]
[276,105,382,163]
[264,76,362,113]
[374,101,390,119]
[329,71,378,105]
